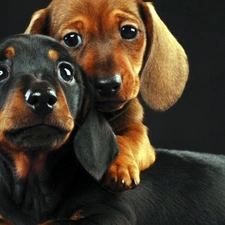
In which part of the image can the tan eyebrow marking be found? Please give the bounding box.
[5,47,15,59]
[48,49,59,61]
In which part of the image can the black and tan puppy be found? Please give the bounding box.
[0,34,119,224]
[0,34,225,225]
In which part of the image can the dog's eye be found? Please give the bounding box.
[120,25,138,40]
[63,33,83,48]
[58,62,75,83]
[0,65,10,82]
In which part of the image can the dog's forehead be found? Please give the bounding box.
[51,0,139,9]
[52,0,145,39]
[51,0,141,22]
[3,46,60,63]
[0,35,73,64]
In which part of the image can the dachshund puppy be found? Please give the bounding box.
[0,34,225,225]
[25,0,189,191]
[0,34,119,224]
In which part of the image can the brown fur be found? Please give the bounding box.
[25,0,188,191]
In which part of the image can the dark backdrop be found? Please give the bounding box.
[1,1,225,154]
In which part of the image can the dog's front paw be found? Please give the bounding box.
[102,153,140,192]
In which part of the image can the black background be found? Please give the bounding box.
[1,0,225,154]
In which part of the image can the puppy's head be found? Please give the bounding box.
[25,0,188,112]
[0,34,119,180]
[0,34,82,177]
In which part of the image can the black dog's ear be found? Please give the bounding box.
[73,107,119,181]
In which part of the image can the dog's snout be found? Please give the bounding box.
[25,87,57,115]
[94,75,122,98]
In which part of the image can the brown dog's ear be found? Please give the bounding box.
[25,8,50,35]
[140,2,189,111]
[73,106,119,181]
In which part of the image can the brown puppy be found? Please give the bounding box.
[25,0,188,191]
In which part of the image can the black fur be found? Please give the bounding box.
[0,34,225,225]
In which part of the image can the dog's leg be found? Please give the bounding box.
[104,126,155,192]
[102,98,155,192]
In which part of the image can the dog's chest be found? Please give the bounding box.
[0,151,78,224]
[19,176,60,216]
[0,172,63,223]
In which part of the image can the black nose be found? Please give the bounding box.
[25,87,57,116]
[93,74,122,98]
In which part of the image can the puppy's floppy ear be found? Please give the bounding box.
[25,8,50,34]
[140,2,189,111]
[73,105,119,181]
